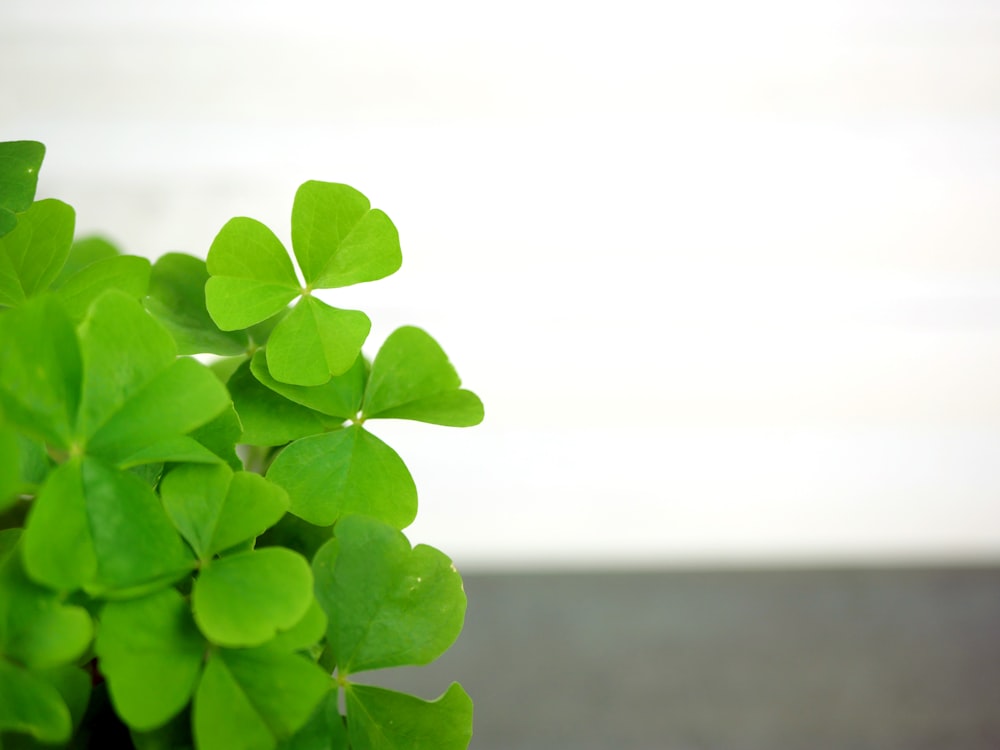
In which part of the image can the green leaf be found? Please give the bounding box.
[0,295,81,450]
[51,235,121,288]
[267,426,416,528]
[0,141,45,237]
[312,516,466,675]
[205,217,300,331]
[115,436,224,469]
[55,255,151,322]
[268,597,327,653]
[278,692,348,750]
[228,361,332,446]
[161,464,288,560]
[0,425,20,511]
[0,660,73,743]
[192,548,313,647]
[193,646,331,750]
[0,540,93,668]
[0,199,75,305]
[256,513,334,563]
[291,181,401,289]
[265,296,370,386]
[23,457,194,595]
[251,350,366,420]
[363,327,483,426]
[188,403,243,470]
[344,683,472,750]
[96,587,205,731]
[145,253,249,356]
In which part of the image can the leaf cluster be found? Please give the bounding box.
[0,141,482,749]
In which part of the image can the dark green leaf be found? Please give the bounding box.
[363,327,483,426]
[0,660,73,743]
[267,426,416,528]
[193,646,331,750]
[256,513,334,563]
[205,217,300,331]
[192,548,313,647]
[146,253,249,356]
[312,516,466,675]
[265,296,370,386]
[0,295,81,450]
[96,588,205,731]
[290,181,401,289]
[345,683,472,750]
[251,349,365,420]
[228,361,332,446]
[0,140,45,237]
[161,464,288,560]
[278,692,348,750]
[56,255,151,322]
[0,198,75,304]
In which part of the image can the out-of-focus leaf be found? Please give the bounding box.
[56,255,151,322]
[0,198,74,306]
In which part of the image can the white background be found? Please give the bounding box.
[4,0,1000,569]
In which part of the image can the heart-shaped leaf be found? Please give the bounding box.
[56,255,151,322]
[96,587,205,731]
[0,536,93,668]
[312,515,466,675]
[267,426,416,528]
[345,683,472,750]
[161,463,289,561]
[0,198,75,306]
[363,327,483,427]
[205,217,300,331]
[192,548,313,648]
[290,181,401,289]
[193,645,330,750]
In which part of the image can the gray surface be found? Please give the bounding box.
[372,568,1000,750]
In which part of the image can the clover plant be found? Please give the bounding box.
[0,140,483,749]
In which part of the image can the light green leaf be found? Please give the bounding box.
[115,436,224,469]
[0,424,20,511]
[0,198,75,303]
[0,659,72,743]
[161,464,288,560]
[145,252,249,356]
[23,457,194,595]
[0,141,45,236]
[205,217,300,331]
[51,235,121,288]
[96,588,205,731]
[278,692,348,750]
[0,295,81,450]
[193,646,331,750]
[56,255,151,322]
[268,597,327,653]
[345,683,472,750]
[266,296,370,386]
[291,181,401,289]
[228,361,332,446]
[192,548,313,647]
[363,327,483,426]
[0,540,93,668]
[267,426,416,528]
[312,516,466,675]
[251,349,366,420]
[188,403,243,470]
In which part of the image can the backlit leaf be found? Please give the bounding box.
[192,548,313,647]
[265,296,370,386]
[267,426,416,528]
[291,181,401,289]
[312,516,466,675]
[205,217,300,331]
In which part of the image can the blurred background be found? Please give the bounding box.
[4,0,1000,746]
